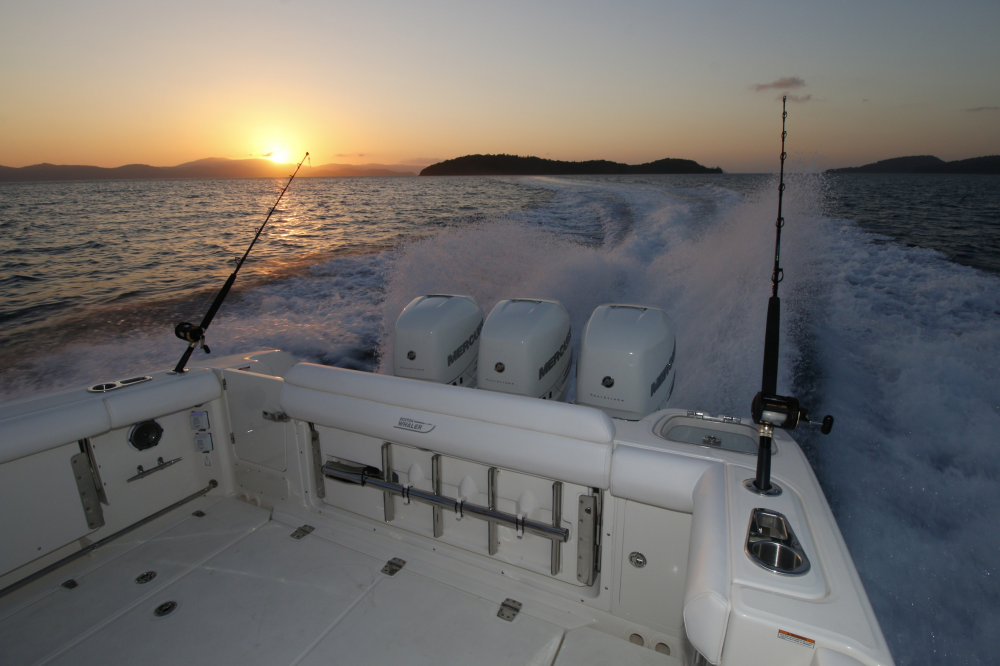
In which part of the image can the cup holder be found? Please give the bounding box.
[746,508,810,575]
[750,541,803,571]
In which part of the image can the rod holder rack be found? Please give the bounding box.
[321,461,570,544]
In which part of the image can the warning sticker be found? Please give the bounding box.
[777,630,816,649]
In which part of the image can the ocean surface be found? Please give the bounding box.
[2,173,998,665]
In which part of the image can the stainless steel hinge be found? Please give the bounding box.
[229,433,235,444]
[222,378,227,390]
[71,450,105,530]
[262,411,291,422]
[381,557,405,576]
[576,493,598,585]
[687,410,741,425]
[290,525,314,539]
[497,598,522,621]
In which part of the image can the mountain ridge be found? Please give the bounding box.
[0,158,418,182]
[419,154,722,176]
[827,155,1000,174]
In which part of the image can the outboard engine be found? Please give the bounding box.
[575,304,676,419]
[478,299,572,400]
[393,295,484,387]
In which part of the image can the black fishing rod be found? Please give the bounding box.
[172,152,309,373]
[748,97,832,496]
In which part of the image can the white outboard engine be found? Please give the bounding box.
[478,299,572,401]
[393,295,484,387]
[575,304,676,420]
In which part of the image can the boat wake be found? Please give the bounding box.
[2,174,997,664]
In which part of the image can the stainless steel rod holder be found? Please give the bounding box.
[322,462,569,544]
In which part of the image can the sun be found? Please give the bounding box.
[265,149,285,163]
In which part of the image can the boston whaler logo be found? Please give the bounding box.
[650,339,677,397]
[539,329,572,380]
[394,417,436,434]
[448,320,483,366]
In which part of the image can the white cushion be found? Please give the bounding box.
[610,445,715,513]
[284,364,615,444]
[0,398,110,464]
[280,368,615,488]
[682,462,731,665]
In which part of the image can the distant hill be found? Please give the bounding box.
[828,155,1000,174]
[0,158,417,183]
[420,154,722,176]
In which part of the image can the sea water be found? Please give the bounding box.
[1,173,998,665]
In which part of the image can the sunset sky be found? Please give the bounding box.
[2,0,998,173]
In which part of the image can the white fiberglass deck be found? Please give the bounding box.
[0,497,677,666]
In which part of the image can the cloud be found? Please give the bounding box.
[782,94,812,103]
[335,153,366,157]
[965,106,1000,112]
[751,76,805,92]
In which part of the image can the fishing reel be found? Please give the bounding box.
[751,393,833,435]
[174,322,210,353]
[748,392,833,497]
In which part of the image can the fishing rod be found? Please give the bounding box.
[748,97,833,496]
[171,152,309,373]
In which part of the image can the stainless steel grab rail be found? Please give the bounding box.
[321,462,569,543]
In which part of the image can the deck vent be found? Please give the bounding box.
[153,601,177,617]
[135,571,157,585]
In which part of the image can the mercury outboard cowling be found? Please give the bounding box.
[575,304,676,419]
[478,298,572,401]
[393,295,483,387]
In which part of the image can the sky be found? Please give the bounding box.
[1,0,998,173]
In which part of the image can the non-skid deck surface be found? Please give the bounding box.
[1,498,678,666]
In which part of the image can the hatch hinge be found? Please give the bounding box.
[229,433,235,445]
[381,557,405,576]
[290,525,314,539]
[71,447,105,531]
[308,423,326,499]
[262,411,290,422]
[497,598,522,621]
[576,493,598,585]
[687,410,742,425]
[222,378,227,390]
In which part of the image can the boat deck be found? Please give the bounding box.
[0,497,678,666]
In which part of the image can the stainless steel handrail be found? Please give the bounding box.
[322,463,569,543]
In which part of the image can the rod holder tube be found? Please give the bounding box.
[754,434,773,491]
[322,462,569,543]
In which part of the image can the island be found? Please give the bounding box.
[0,158,417,183]
[419,154,722,176]
[827,155,1000,174]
